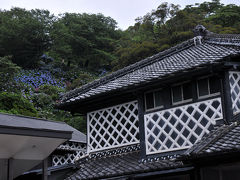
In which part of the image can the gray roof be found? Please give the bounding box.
[58,27,240,109]
[68,126,86,143]
[0,113,69,132]
[0,113,85,142]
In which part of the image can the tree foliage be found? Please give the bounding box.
[1,2,239,71]
[50,13,120,71]
[0,8,54,68]
[0,92,38,117]
[0,56,21,92]
[112,0,240,69]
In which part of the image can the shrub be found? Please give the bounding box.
[0,56,21,92]
[0,92,38,117]
[39,84,64,101]
[52,110,87,134]
[67,73,95,90]
[31,93,53,109]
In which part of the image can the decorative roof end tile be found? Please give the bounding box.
[193,25,209,37]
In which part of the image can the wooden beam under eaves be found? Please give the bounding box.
[224,61,240,69]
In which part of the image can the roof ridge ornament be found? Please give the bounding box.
[194,36,202,46]
[193,25,208,37]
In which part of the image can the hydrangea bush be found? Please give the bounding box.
[14,70,66,89]
[2,65,95,133]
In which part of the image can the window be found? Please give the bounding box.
[145,90,164,110]
[197,77,221,98]
[171,82,192,105]
[145,93,154,109]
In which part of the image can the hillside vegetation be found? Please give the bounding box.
[0,0,239,133]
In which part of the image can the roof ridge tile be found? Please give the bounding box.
[59,38,195,103]
[57,26,240,109]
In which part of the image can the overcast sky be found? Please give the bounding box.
[1,0,240,30]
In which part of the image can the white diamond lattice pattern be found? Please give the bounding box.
[87,101,139,153]
[52,142,86,166]
[229,71,240,114]
[144,98,223,155]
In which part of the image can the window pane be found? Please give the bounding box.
[209,77,221,94]
[183,83,192,100]
[146,92,154,109]
[155,90,163,107]
[172,85,182,103]
[198,78,209,97]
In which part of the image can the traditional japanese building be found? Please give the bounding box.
[57,25,240,180]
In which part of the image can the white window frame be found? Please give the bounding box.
[171,82,193,105]
[197,76,220,99]
[145,88,164,112]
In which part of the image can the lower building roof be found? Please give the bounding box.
[65,146,188,180]
[0,113,86,143]
[0,113,73,139]
[183,114,240,159]
[70,127,86,143]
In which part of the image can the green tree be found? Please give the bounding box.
[0,56,21,92]
[115,41,159,69]
[0,92,38,117]
[152,2,180,26]
[50,13,120,71]
[0,8,54,68]
[207,4,240,27]
[112,1,240,70]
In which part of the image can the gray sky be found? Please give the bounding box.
[1,0,240,30]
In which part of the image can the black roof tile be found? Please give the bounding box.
[57,28,240,109]
[65,151,184,180]
[183,115,240,158]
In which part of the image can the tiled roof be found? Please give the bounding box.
[65,150,185,180]
[184,115,240,158]
[57,27,240,108]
